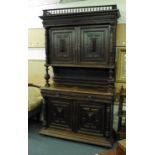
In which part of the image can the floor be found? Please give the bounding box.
[28,120,112,155]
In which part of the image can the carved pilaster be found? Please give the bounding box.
[42,98,48,127]
[44,64,50,87]
[108,25,116,66]
[105,105,112,138]
[45,28,50,64]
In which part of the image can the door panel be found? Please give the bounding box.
[79,26,110,65]
[47,99,73,130]
[77,101,105,135]
[49,28,75,64]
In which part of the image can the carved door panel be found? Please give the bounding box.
[79,26,110,66]
[77,101,105,135]
[47,99,73,130]
[49,28,76,64]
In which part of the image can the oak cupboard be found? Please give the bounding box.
[39,5,120,147]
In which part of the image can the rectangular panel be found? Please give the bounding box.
[77,101,105,136]
[79,26,110,66]
[49,28,76,64]
[47,99,73,130]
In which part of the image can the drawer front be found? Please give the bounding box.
[42,89,113,103]
[46,98,73,130]
[76,101,106,136]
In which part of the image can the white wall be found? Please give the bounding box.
[28,48,45,60]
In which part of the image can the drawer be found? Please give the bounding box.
[42,89,113,103]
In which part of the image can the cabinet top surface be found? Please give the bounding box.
[41,84,113,96]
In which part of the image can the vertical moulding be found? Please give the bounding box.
[105,105,111,138]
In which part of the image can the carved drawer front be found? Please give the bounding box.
[47,99,73,130]
[45,90,113,103]
[79,26,110,65]
[77,101,105,136]
[49,28,75,64]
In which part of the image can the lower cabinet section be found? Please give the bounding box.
[41,87,114,147]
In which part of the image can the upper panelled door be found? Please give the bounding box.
[79,26,110,66]
[49,28,76,64]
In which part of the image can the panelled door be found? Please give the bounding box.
[79,25,110,66]
[47,98,73,130]
[49,27,76,64]
[76,100,105,136]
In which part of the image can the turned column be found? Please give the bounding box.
[44,64,50,87]
[105,105,112,138]
[44,28,50,87]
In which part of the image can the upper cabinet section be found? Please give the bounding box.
[40,5,120,68]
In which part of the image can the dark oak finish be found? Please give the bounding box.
[39,5,120,147]
[49,27,76,64]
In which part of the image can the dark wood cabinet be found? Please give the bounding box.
[41,85,114,147]
[39,5,120,147]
